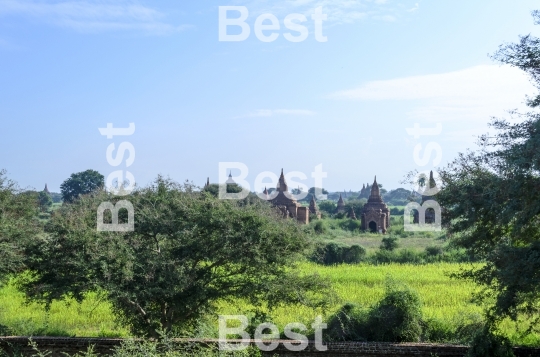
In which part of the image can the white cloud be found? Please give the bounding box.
[238,109,316,118]
[237,0,417,25]
[407,3,419,12]
[330,65,536,122]
[0,0,189,34]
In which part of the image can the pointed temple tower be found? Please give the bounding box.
[413,170,437,224]
[269,169,309,224]
[204,177,210,189]
[361,176,390,233]
[226,172,235,184]
[336,194,345,213]
[43,184,50,194]
[348,206,357,220]
[309,195,321,219]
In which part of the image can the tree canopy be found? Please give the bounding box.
[60,169,104,203]
[437,10,540,331]
[0,170,41,284]
[21,177,333,337]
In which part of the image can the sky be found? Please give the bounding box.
[0,0,539,193]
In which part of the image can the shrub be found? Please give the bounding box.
[366,280,423,342]
[326,280,423,343]
[425,246,444,256]
[310,242,366,265]
[338,219,362,232]
[380,237,399,251]
[342,245,366,264]
[421,318,454,342]
[325,303,369,342]
[466,328,515,357]
[313,220,327,234]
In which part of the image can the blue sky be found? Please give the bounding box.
[1,0,539,193]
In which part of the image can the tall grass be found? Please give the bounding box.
[1,263,539,346]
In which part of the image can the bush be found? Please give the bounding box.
[421,318,455,342]
[466,328,515,357]
[313,220,327,234]
[425,245,443,256]
[326,280,423,343]
[380,237,399,251]
[310,242,366,265]
[366,280,423,342]
[326,303,369,342]
[338,219,362,232]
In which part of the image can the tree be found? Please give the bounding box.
[21,177,333,337]
[38,191,52,212]
[318,200,337,214]
[0,170,41,284]
[437,10,540,332]
[60,169,104,203]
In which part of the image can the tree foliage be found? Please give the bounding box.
[38,191,52,212]
[0,170,41,284]
[60,169,104,203]
[437,10,540,331]
[21,177,334,337]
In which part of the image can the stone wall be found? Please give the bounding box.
[1,337,540,357]
[297,207,309,224]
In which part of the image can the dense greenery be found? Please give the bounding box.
[310,242,366,265]
[437,10,540,334]
[0,170,41,284]
[326,281,422,342]
[20,177,333,337]
[60,169,104,203]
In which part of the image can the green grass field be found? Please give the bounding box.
[1,262,538,346]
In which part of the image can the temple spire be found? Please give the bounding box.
[43,184,50,194]
[348,206,357,220]
[277,168,288,192]
[368,175,382,203]
[226,172,235,184]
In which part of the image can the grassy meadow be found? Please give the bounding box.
[2,262,539,346]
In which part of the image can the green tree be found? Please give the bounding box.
[380,237,399,251]
[318,200,337,215]
[60,169,104,203]
[38,191,52,212]
[0,170,41,284]
[437,10,540,333]
[21,177,333,337]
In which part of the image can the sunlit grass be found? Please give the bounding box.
[1,262,539,346]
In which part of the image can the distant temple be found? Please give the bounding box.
[413,170,437,224]
[202,172,390,230]
[360,176,390,233]
[336,194,345,213]
[348,206,357,220]
[309,195,321,219]
[43,184,50,194]
[269,169,309,224]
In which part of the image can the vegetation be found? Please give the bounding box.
[327,279,422,342]
[0,170,41,285]
[310,242,366,265]
[436,10,540,338]
[19,177,333,338]
[60,169,104,203]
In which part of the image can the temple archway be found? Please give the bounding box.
[369,221,377,233]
